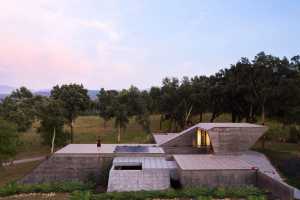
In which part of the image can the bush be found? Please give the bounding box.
[90,187,266,200]
[0,181,94,197]
[70,191,92,200]
[287,126,300,143]
[197,196,212,200]
[0,183,266,199]
[0,118,18,163]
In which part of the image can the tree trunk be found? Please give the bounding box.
[117,125,121,143]
[199,113,203,122]
[159,115,163,130]
[210,113,217,122]
[231,112,236,123]
[185,105,193,128]
[70,121,74,143]
[51,128,56,154]
[174,121,178,132]
[168,119,172,132]
[261,135,266,149]
[248,104,253,122]
[261,104,265,125]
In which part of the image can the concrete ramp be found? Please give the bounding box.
[107,157,177,192]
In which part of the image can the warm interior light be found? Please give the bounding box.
[206,131,210,146]
[197,128,201,147]
[196,129,211,147]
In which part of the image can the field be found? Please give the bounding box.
[1,114,299,190]
[0,161,41,187]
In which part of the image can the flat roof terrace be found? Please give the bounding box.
[55,144,164,154]
[173,151,281,180]
[174,154,253,170]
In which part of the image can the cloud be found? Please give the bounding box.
[0,34,95,86]
[78,20,121,42]
[0,0,127,89]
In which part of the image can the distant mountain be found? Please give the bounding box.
[88,90,99,100]
[34,89,99,100]
[0,85,15,94]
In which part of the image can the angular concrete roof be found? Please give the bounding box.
[153,133,180,145]
[196,122,264,130]
[174,151,281,179]
[156,122,265,146]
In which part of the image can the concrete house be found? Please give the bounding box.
[20,123,297,199]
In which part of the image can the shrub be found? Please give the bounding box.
[247,195,267,200]
[70,191,92,200]
[288,126,300,143]
[91,187,266,200]
[197,196,212,200]
[0,118,18,163]
[214,187,226,198]
[0,181,93,197]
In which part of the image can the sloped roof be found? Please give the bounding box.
[153,133,180,145]
[156,122,265,146]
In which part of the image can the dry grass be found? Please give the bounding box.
[0,161,41,187]
[14,113,246,158]
[71,116,151,144]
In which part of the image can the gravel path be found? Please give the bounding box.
[2,156,46,167]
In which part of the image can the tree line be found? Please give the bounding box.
[97,52,300,131]
[0,51,300,163]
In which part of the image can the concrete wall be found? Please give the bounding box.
[178,169,256,188]
[256,171,294,200]
[20,154,113,184]
[208,127,266,154]
[107,169,171,192]
[161,126,266,154]
[161,129,211,154]
[162,146,210,154]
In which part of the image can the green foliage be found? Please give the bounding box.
[37,98,67,147]
[87,186,265,200]
[0,181,94,197]
[97,88,118,127]
[288,126,300,143]
[0,118,18,163]
[214,187,226,198]
[70,190,92,200]
[197,196,212,200]
[51,84,90,142]
[247,196,267,200]
[0,87,36,132]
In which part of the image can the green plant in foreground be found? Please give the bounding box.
[197,196,212,200]
[0,181,94,197]
[89,187,266,200]
[247,195,267,200]
[70,190,92,200]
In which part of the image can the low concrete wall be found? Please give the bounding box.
[179,169,256,188]
[162,147,208,154]
[256,171,294,200]
[20,154,113,184]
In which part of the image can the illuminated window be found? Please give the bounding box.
[197,129,210,147]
